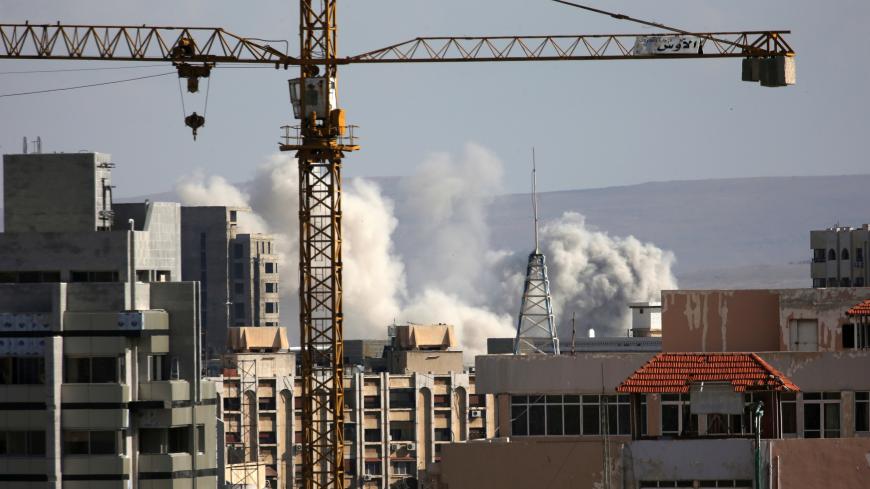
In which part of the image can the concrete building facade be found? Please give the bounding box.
[0,152,219,489]
[217,324,494,489]
[811,225,870,288]
[431,288,870,489]
[180,206,280,359]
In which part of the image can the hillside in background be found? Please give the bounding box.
[4,174,866,290]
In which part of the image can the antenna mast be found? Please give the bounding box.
[532,147,539,253]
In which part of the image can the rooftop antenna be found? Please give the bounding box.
[532,147,539,253]
[513,148,559,355]
[22,136,27,154]
[571,311,576,356]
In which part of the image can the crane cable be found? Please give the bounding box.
[0,71,174,98]
[552,0,767,55]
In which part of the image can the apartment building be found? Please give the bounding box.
[432,288,870,489]
[0,153,219,488]
[180,206,280,359]
[217,324,495,489]
[811,224,870,288]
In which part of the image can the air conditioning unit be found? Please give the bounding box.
[404,442,415,451]
[469,410,482,419]
[389,444,397,452]
[293,443,303,454]
[361,474,374,482]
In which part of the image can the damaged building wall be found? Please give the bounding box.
[662,288,869,353]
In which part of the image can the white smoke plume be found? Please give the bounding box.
[540,212,678,338]
[176,143,677,357]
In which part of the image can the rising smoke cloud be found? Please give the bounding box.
[176,144,676,357]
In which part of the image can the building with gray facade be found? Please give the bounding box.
[180,206,280,359]
[811,224,870,288]
[0,152,219,488]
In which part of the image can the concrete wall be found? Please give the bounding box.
[624,438,753,483]
[474,353,652,394]
[767,438,870,489]
[662,289,781,352]
[662,288,869,353]
[759,350,870,391]
[3,152,111,233]
[435,438,621,489]
[389,350,464,375]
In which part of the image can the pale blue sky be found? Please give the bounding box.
[1,0,867,195]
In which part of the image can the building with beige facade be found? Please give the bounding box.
[811,224,870,288]
[431,288,870,489]
[216,324,494,489]
[0,152,219,488]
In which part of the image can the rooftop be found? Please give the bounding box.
[846,299,870,317]
[617,352,799,394]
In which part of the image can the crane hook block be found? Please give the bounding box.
[185,112,205,141]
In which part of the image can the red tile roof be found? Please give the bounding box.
[847,299,870,317]
[616,353,799,394]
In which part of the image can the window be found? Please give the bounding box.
[364,429,381,442]
[789,319,818,352]
[433,394,450,408]
[64,356,120,383]
[813,248,826,263]
[434,428,451,441]
[265,302,278,314]
[139,428,167,454]
[803,392,840,438]
[0,431,45,456]
[0,357,45,384]
[169,426,191,453]
[857,277,866,287]
[70,270,119,282]
[841,278,851,287]
[233,263,244,277]
[812,278,826,288]
[234,282,244,294]
[828,249,837,261]
[364,462,381,475]
[234,244,244,259]
[510,394,629,437]
[661,394,697,436]
[265,282,278,294]
[856,392,869,433]
[197,425,206,454]
[63,431,119,455]
[264,262,276,274]
[842,248,850,260]
[781,393,797,436]
[857,248,865,264]
[391,461,414,475]
[234,303,245,320]
[827,277,838,287]
[842,323,870,349]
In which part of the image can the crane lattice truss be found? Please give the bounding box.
[0,8,794,489]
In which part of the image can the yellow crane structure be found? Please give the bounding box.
[0,3,794,488]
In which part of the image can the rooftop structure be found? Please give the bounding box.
[617,352,799,394]
[810,224,870,288]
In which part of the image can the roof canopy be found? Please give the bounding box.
[847,299,870,317]
[617,352,799,394]
[227,327,290,352]
[394,324,456,350]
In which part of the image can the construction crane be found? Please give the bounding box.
[0,3,794,488]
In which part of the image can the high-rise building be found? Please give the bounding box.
[0,152,219,488]
[810,224,870,288]
[216,324,494,489]
[180,206,280,359]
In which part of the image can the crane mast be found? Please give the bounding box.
[290,1,351,488]
[0,4,796,489]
